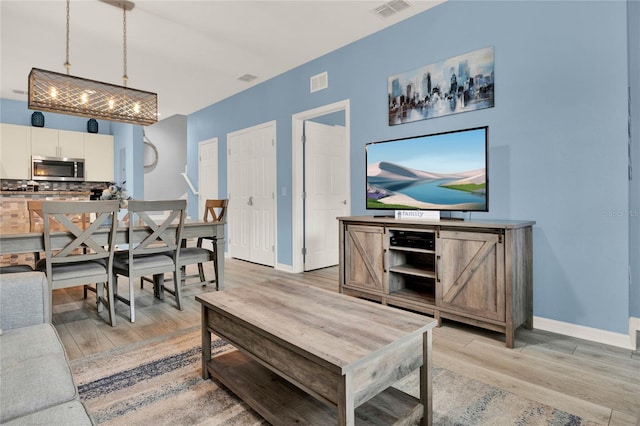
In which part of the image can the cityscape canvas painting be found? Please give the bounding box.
[388,47,495,125]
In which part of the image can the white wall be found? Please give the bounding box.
[143,115,187,201]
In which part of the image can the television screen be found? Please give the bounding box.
[366,126,488,212]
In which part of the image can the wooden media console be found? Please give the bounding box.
[338,216,535,348]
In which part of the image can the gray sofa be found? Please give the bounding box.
[0,272,93,425]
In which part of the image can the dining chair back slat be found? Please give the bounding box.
[126,201,185,256]
[30,200,89,233]
[203,199,228,223]
[131,209,182,254]
[27,200,44,233]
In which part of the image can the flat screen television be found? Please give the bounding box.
[366,126,488,212]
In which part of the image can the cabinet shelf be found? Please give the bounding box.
[389,264,436,279]
[389,288,435,306]
[389,246,435,254]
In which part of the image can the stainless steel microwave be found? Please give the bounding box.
[32,156,85,182]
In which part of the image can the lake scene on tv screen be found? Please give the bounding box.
[366,127,487,211]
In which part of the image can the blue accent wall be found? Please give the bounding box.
[187,1,634,334]
[308,111,345,127]
[1,98,113,134]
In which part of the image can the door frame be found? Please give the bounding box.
[291,99,350,273]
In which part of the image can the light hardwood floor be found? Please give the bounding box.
[53,258,639,426]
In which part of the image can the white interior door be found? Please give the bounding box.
[198,138,218,220]
[304,121,349,271]
[227,122,276,267]
[291,99,350,273]
[198,138,218,251]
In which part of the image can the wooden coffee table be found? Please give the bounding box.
[197,281,436,425]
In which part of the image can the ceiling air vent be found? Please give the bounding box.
[237,74,258,82]
[373,0,411,18]
[310,71,328,93]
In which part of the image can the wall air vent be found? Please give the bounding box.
[310,71,328,93]
[237,74,258,82]
[373,0,411,18]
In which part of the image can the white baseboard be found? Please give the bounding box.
[221,255,292,273]
[534,316,636,350]
[630,317,640,350]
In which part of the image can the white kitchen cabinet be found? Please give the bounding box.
[2,124,113,182]
[58,130,85,158]
[31,127,84,158]
[30,127,57,157]
[0,123,32,179]
[84,133,114,182]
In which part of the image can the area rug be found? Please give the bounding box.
[70,327,597,425]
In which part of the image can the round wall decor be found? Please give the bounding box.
[143,132,159,172]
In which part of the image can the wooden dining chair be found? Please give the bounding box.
[113,199,186,322]
[29,199,95,297]
[27,200,47,266]
[178,199,228,289]
[27,200,44,233]
[0,200,49,274]
[36,200,119,326]
[140,199,227,290]
[202,199,228,224]
[28,200,88,232]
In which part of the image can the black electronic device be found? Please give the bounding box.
[390,231,435,250]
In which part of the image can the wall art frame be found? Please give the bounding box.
[388,46,495,126]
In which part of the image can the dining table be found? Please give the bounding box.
[0,219,226,289]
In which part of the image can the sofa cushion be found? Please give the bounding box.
[0,272,47,330]
[0,324,78,423]
[3,400,93,426]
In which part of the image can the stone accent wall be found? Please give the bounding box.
[0,195,89,267]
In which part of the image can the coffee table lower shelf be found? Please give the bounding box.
[207,349,423,426]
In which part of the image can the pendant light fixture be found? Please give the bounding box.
[28,0,157,126]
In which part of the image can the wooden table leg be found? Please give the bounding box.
[337,374,355,426]
[201,305,211,380]
[215,238,224,290]
[421,329,433,426]
[153,274,165,300]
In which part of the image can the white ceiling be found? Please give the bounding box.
[1,0,444,120]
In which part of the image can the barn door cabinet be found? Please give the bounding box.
[338,216,535,348]
[341,223,386,293]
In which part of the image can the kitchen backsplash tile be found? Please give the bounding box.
[0,179,109,192]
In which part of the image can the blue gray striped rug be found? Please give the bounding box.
[71,327,597,425]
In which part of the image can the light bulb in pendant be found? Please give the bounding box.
[108,99,115,110]
[81,93,88,104]
[50,87,57,99]
[133,103,140,114]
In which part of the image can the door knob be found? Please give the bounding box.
[248,196,254,206]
